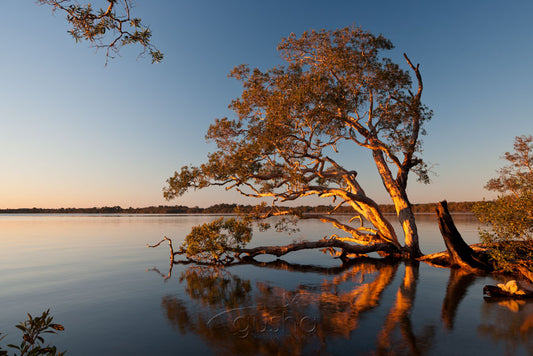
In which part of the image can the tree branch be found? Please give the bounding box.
[38,0,163,64]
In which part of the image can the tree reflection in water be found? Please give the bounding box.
[441,268,477,330]
[376,261,436,355]
[152,259,533,355]
[154,258,436,355]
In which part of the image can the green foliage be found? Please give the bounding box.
[179,218,253,263]
[38,0,162,63]
[473,135,533,272]
[0,310,65,356]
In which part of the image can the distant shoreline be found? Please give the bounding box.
[0,201,480,214]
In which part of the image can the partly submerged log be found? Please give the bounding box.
[483,280,533,299]
[237,239,399,261]
[434,200,492,272]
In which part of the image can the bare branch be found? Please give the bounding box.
[147,237,175,262]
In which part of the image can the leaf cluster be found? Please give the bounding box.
[39,0,163,63]
[0,310,65,356]
[484,135,533,196]
[179,218,253,264]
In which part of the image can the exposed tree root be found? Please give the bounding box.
[418,244,489,268]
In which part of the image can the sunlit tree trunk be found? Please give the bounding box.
[391,191,421,257]
[373,151,422,257]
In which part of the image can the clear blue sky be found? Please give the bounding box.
[1,0,532,208]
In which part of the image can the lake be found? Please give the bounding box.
[0,214,532,355]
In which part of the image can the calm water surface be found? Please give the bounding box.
[0,214,531,355]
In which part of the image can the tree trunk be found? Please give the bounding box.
[345,199,401,248]
[436,200,492,272]
[392,194,421,257]
[372,150,421,257]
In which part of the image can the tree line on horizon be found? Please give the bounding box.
[0,201,479,215]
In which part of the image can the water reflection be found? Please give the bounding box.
[151,259,533,355]
[376,261,436,355]
[153,259,437,355]
[479,295,533,354]
[441,268,477,330]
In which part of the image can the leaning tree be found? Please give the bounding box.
[165,27,432,259]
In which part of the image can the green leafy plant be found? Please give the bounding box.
[0,310,65,356]
[179,217,253,264]
[473,135,533,273]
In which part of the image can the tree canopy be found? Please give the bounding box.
[165,26,432,259]
[39,0,162,63]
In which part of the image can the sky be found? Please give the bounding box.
[0,0,532,209]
